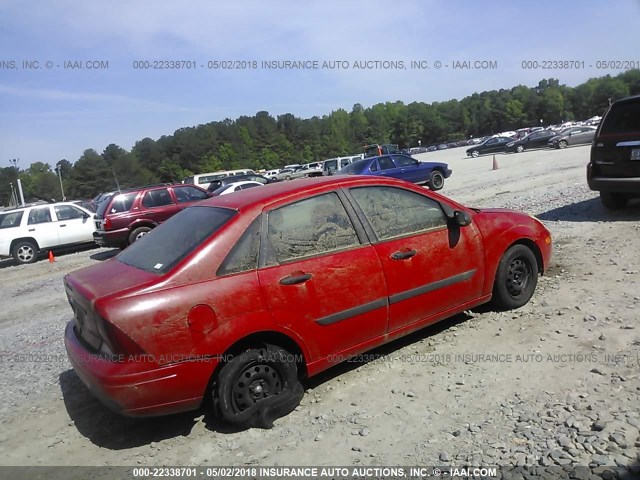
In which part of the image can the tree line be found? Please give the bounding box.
[2,70,639,206]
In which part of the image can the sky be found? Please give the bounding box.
[0,0,639,169]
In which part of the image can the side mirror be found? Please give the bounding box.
[454,210,472,227]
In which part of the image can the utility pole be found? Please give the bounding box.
[55,164,66,201]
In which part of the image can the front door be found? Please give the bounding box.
[347,185,485,332]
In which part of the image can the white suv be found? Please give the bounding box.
[0,202,96,264]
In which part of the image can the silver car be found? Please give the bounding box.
[548,126,596,149]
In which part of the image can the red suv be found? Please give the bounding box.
[93,184,210,248]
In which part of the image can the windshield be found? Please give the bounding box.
[117,206,236,274]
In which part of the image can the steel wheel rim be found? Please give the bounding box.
[506,258,531,297]
[232,361,283,413]
[17,245,34,262]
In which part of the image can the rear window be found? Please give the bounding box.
[0,211,24,229]
[600,101,640,135]
[339,159,368,174]
[116,206,236,274]
[97,192,137,217]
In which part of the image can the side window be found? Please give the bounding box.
[27,207,52,225]
[54,205,85,221]
[391,155,415,167]
[142,188,174,208]
[265,192,360,264]
[0,211,24,229]
[217,217,261,276]
[109,193,137,214]
[350,186,447,241]
[378,156,395,170]
[369,162,379,172]
[487,138,497,145]
[173,186,208,203]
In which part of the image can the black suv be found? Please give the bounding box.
[587,95,640,209]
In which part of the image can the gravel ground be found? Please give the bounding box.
[0,145,639,479]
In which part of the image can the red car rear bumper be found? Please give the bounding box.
[64,321,217,416]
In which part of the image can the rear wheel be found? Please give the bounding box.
[491,244,538,310]
[128,226,152,245]
[216,344,303,429]
[12,240,39,265]
[600,191,627,210]
[429,170,445,191]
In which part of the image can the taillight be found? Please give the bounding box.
[96,317,146,356]
[103,218,112,230]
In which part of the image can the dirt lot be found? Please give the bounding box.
[0,145,639,475]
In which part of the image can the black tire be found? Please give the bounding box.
[471,150,480,158]
[429,170,445,191]
[516,145,524,153]
[491,244,538,310]
[558,140,568,149]
[285,175,292,181]
[128,226,152,245]
[216,344,303,429]
[600,191,627,210]
[12,240,39,265]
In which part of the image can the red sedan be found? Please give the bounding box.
[64,176,552,428]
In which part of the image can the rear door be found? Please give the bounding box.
[347,185,485,332]
[26,206,59,248]
[257,191,388,360]
[140,188,179,223]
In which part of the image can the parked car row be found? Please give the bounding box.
[466,126,596,157]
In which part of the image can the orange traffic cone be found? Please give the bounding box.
[492,155,498,170]
[48,251,55,263]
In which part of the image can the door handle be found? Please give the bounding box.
[279,272,313,285]
[59,224,67,227]
[391,249,417,260]
[28,228,35,232]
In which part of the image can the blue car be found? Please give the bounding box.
[335,154,452,190]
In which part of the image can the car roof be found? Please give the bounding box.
[1,201,87,212]
[198,175,427,212]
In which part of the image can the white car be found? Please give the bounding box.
[210,181,264,196]
[0,202,96,264]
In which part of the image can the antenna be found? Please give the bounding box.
[112,168,121,193]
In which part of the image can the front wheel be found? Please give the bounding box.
[215,344,303,429]
[429,170,445,191]
[471,150,479,158]
[12,240,39,265]
[558,140,568,149]
[516,145,524,153]
[491,244,538,310]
